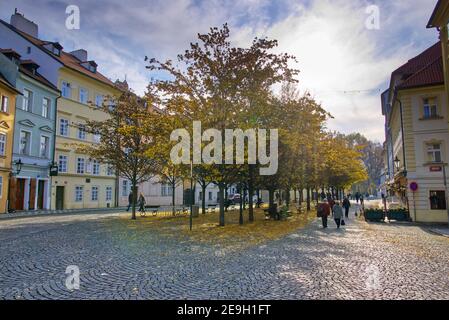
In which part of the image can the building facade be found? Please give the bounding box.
[382,42,449,223]
[0,53,20,214]
[0,11,120,210]
[1,51,60,212]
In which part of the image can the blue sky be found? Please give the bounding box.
[0,0,440,141]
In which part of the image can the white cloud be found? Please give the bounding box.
[0,0,440,141]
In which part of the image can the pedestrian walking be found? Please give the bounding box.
[355,192,360,204]
[138,193,146,214]
[328,197,335,216]
[317,201,331,229]
[342,197,351,218]
[126,192,133,211]
[333,202,344,229]
[360,195,364,207]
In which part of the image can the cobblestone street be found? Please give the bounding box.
[1,208,448,300]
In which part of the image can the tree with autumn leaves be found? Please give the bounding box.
[80,24,368,224]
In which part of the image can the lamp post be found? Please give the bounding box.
[441,163,449,228]
[14,158,23,175]
[7,159,23,213]
[189,160,193,231]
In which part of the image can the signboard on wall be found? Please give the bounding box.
[430,166,443,172]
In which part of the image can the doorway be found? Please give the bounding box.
[56,186,64,210]
[15,178,26,211]
[37,180,45,210]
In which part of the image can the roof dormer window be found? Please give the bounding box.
[43,42,62,57]
[81,61,97,73]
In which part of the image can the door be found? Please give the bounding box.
[37,180,45,210]
[56,186,64,210]
[15,179,25,211]
[29,178,36,210]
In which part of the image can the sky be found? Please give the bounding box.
[0,0,440,142]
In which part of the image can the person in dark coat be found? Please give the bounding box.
[317,201,331,229]
[126,192,133,211]
[138,193,146,213]
[342,197,351,218]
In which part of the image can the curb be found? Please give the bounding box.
[427,228,449,238]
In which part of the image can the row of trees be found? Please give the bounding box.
[79,24,368,224]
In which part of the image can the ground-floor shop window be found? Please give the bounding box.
[430,191,446,210]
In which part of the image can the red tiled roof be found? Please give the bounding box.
[393,42,444,90]
[0,19,116,89]
[19,61,59,92]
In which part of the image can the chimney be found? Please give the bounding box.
[10,9,38,38]
[70,49,88,62]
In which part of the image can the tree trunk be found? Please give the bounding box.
[285,188,291,208]
[239,183,244,225]
[172,180,176,216]
[248,165,254,222]
[268,188,277,220]
[202,184,206,215]
[219,183,225,227]
[306,188,311,211]
[224,186,228,212]
[131,179,137,220]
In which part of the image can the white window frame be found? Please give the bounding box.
[0,133,6,156]
[427,143,442,163]
[61,81,71,99]
[76,157,85,174]
[79,87,89,104]
[19,130,32,155]
[22,88,33,112]
[42,97,50,118]
[1,95,9,113]
[95,94,103,107]
[106,186,112,201]
[91,186,99,201]
[75,186,84,202]
[58,155,68,173]
[122,180,129,197]
[78,123,86,140]
[59,118,69,136]
[423,98,438,118]
[92,159,100,175]
[39,135,50,158]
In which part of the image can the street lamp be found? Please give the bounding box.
[394,156,401,172]
[14,158,23,175]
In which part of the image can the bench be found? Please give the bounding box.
[207,204,218,213]
[143,205,160,217]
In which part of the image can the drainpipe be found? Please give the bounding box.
[394,96,410,218]
[50,95,61,210]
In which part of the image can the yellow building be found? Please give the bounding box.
[0,71,20,213]
[382,43,449,223]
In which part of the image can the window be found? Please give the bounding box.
[61,81,71,98]
[92,159,100,175]
[76,158,85,174]
[39,136,50,158]
[58,155,68,173]
[0,176,2,198]
[161,184,173,197]
[42,98,50,118]
[107,165,114,176]
[75,186,83,202]
[423,98,438,118]
[427,143,442,163]
[93,133,101,144]
[22,89,33,112]
[26,47,31,54]
[430,191,446,210]
[1,96,8,113]
[95,95,103,107]
[91,186,99,201]
[0,133,6,156]
[59,118,69,136]
[122,180,129,196]
[208,191,213,201]
[19,131,31,155]
[106,186,112,201]
[79,88,88,104]
[77,124,86,140]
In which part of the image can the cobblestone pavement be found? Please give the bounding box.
[1,208,449,300]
